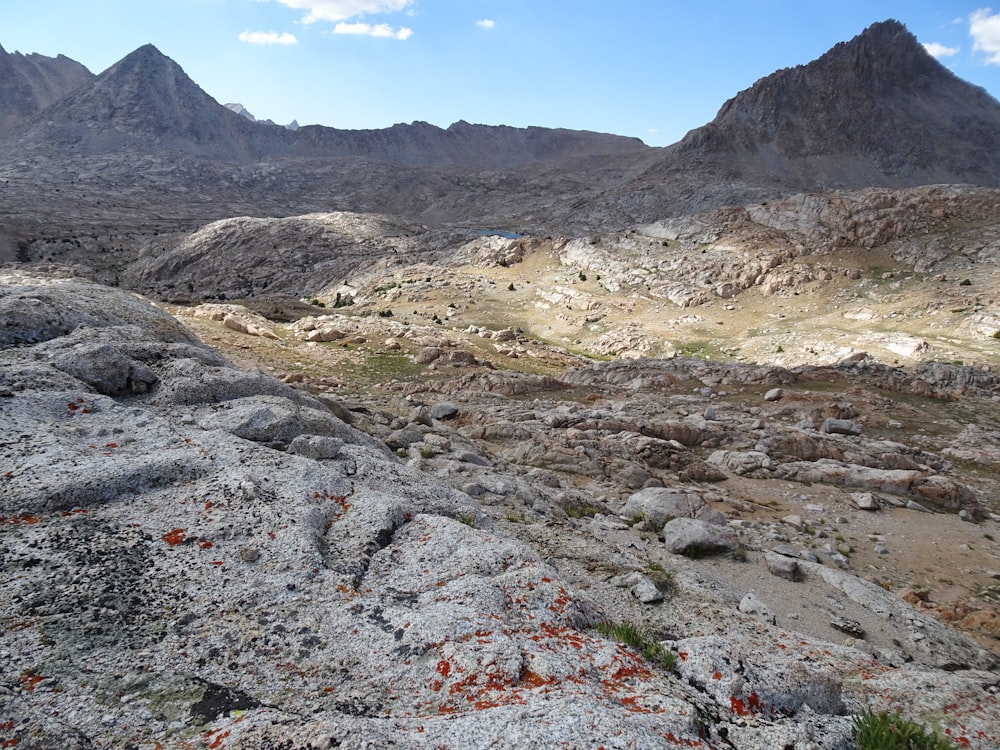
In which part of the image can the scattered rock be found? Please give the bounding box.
[620,487,725,528]
[431,402,460,420]
[766,551,801,581]
[849,492,879,511]
[820,418,862,436]
[830,617,865,638]
[663,517,736,556]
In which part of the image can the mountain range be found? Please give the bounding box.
[1,19,999,250]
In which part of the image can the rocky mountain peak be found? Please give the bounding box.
[14,41,265,159]
[0,41,94,132]
[622,19,1000,217]
[689,19,999,166]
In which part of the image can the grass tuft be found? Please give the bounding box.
[596,620,676,670]
[853,711,954,750]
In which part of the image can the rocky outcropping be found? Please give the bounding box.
[4,273,1000,748]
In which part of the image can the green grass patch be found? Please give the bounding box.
[596,621,676,670]
[564,503,601,519]
[336,353,424,383]
[853,711,954,750]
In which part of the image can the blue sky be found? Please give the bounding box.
[2,1,999,147]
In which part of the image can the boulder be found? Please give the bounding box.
[663,517,736,556]
[620,487,725,528]
[820,418,862,436]
[431,402,460,420]
[708,449,773,475]
[766,551,801,581]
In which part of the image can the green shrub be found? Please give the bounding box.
[853,711,953,750]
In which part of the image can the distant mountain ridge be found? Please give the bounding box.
[1,19,998,231]
[0,43,649,168]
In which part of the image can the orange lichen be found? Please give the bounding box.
[0,515,40,526]
[162,528,186,546]
[18,675,42,692]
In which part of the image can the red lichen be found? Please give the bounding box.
[436,660,451,678]
[730,691,765,717]
[162,528,186,546]
[198,538,213,550]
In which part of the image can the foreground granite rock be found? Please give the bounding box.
[2,272,999,749]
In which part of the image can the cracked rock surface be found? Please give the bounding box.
[2,272,1000,749]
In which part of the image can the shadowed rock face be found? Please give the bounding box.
[0,42,94,132]
[603,20,1000,219]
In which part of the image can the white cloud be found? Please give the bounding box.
[271,0,412,24]
[970,7,1000,64]
[476,19,495,30]
[922,41,959,59]
[334,21,413,40]
[239,29,299,45]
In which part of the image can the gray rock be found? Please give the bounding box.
[850,492,880,510]
[611,572,665,604]
[620,487,725,527]
[830,617,865,638]
[766,551,801,581]
[663,517,736,556]
[707,449,773,475]
[48,340,158,396]
[820,417,862,435]
[739,592,769,616]
[764,387,784,402]
[288,434,344,460]
[455,451,491,466]
[385,427,425,450]
[783,514,805,531]
[431,401,460,420]
[672,635,844,716]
